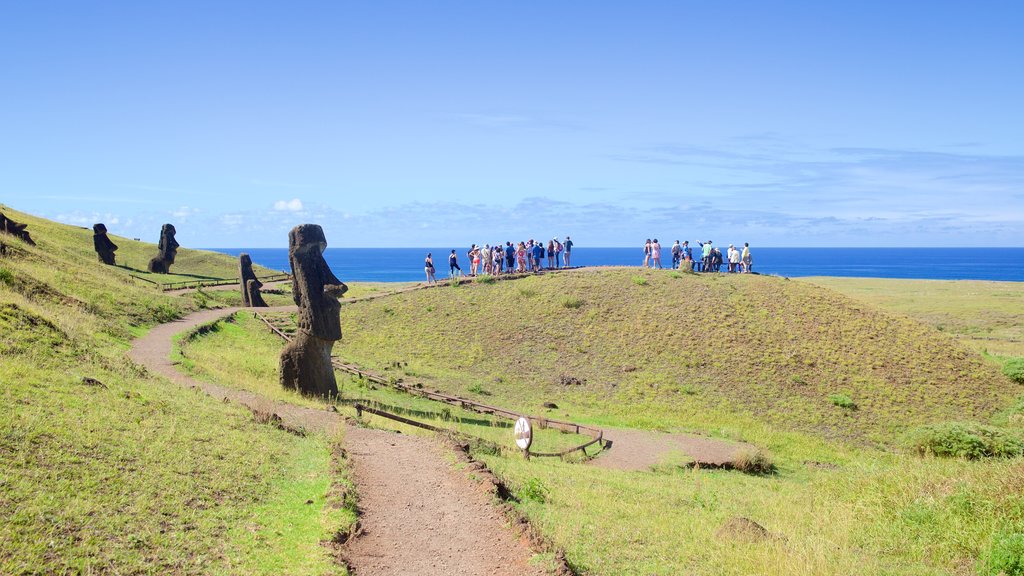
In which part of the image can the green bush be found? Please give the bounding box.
[669,271,682,279]
[828,393,857,410]
[517,478,548,503]
[632,275,648,286]
[477,275,496,284]
[909,422,1024,459]
[562,296,584,309]
[980,532,1024,576]
[1004,358,1024,384]
[0,267,13,285]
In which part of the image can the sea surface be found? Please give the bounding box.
[207,247,1024,283]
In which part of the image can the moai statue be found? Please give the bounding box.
[0,213,36,246]
[147,224,179,273]
[92,223,118,265]
[279,224,347,397]
[238,253,267,307]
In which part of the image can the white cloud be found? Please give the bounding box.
[171,206,200,219]
[273,198,304,211]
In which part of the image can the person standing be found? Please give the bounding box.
[516,242,527,272]
[699,240,713,272]
[424,253,437,284]
[727,244,739,273]
[741,242,752,273]
[681,241,692,269]
[563,235,573,267]
[651,239,663,269]
[505,242,515,273]
[532,241,544,271]
[643,239,652,268]
[547,240,555,268]
[481,244,492,275]
[448,249,462,279]
[553,238,563,269]
[671,240,681,269]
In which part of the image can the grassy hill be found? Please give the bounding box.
[336,268,1017,447]
[181,266,1024,575]
[0,204,280,285]
[0,205,349,574]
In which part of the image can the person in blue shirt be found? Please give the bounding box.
[532,241,544,271]
[504,242,515,272]
[563,236,574,267]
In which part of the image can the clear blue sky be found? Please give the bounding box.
[2,1,1022,247]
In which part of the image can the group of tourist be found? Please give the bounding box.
[423,236,574,284]
[645,239,753,273]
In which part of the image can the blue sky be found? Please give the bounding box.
[1,1,1022,247]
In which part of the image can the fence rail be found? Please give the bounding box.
[138,272,292,292]
[253,310,607,459]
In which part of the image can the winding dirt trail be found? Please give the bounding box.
[128,306,545,576]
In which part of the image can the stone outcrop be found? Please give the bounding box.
[238,253,267,307]
[92,223,118,265]
[279,224,347,397]
[147,224,179,273]
[0,213,36,246]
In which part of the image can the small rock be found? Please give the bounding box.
[715,517,774,543]
[542,402,559,409]
[81,377,106,388]
[305,499,314,505]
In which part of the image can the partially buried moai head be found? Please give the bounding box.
[288,224,347,341]
[159,224,179,262]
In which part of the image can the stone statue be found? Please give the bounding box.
[238,253,267,307]
[92,223,118,265]
[0,213,36,246]
[147,224,179,273]
[279,224,347,397]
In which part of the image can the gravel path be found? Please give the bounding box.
[127,306,545,576]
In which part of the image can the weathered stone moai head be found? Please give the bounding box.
[92,223,118,265]
[279,224,348,397]
[289,224,347,339]
[147,223,179,273]
[0,213,36,246]
[238,253,267,307]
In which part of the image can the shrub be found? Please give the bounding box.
[732,447,775,475]
[518,478,548,503]
[980,532,1024,576]
[909,422,1024,459]
[828,393,857,410]
[1004,358,1024,384]
[561,296,584,309]
[477,275,496,284]
[632,275,648,286]
[0,267,13,285]
[517,287,537,297]
[669,271,682,279]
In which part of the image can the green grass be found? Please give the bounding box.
[801,276,1024,358]
[0,206,348,574]
[319,268,1024,575]
[336,268,1014,447]
[177,312,592,455]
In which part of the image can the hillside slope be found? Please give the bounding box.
[0,207,346,574]
[337,268,1017,445]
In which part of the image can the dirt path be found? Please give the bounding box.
[127,306,545,576]
[592,428,754,471]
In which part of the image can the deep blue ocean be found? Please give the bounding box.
[206,247,1024,283]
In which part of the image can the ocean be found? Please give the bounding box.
[207,247,1024,283]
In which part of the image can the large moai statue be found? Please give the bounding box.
[279,224,347,397]
[147,224,179,273]
[0,213,36,246]
[238,253,267,308]
[92,223,118,265]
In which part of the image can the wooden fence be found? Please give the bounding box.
[253,310,607,459]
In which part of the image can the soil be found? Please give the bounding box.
[128,306,545,576]
[591,427,753,471]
